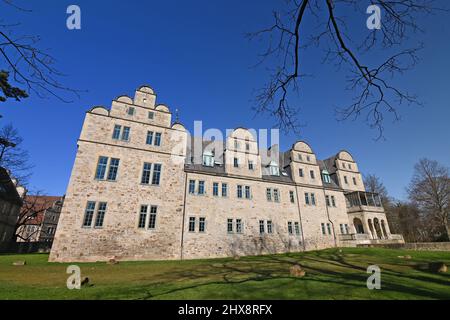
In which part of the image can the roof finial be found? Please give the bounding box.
[175,108,180,123]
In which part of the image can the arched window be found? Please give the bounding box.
[322,170,331,184]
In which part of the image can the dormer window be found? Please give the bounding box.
[322,170,331,184]
[268,161,280,176]
[202,151,214,167]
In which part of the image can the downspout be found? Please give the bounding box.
[179,168,189,260]
[294,185,306,251]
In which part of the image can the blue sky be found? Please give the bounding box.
[2,0,449,200]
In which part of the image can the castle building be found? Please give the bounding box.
[49,86,404,262]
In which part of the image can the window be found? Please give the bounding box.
[107,158,120,181]
[148,111,154,119]
[148,206,157,229]
[199,217,206,232]
[83,201,96,227]
[151,164,162,185]
[213,183,219,196]
[345,224,349,234]
[121,126,130,141]
[306,155,311,162]
[234,139,239,149]
[189,217,196,232]
[222,183,228,197]
[344,176,348,184]
[352,177,357,185]
[248,161,254,170]
[236,219,242,233]
[127,107,135,116]
[299,168,304,177]
[269,163,280,176]
[294,222,300,235]
[273,189,279,202]
[95,156,109,180]
[233,158,239,168]
[227,218,233,233]
[342,163,346,169]
[154,132,162,146]
[267,221,273,234]
[310,170,315,179]
[288,222,293,235]
[146,131,154,145]
[243,186,250,199]
[340,224,345,234]
[322,172,331,183]
[331,196,336,207]
[259,220,265,234]
[245,142,250,151]
[321,223,326,235]
[290,191,295,203]
[203,152,214,167]
[237,185,243,198]
[138,205,148,228]
[266,188,272,201]
[198,181,205,195]
[298,154,303,161]
[348,164,352,170]
[326,195,331,207]
[327,223,332,235]
[112,125,121,140]
[311,193,316,206]
[141,162,152,184]
[189,180,196,194]
[304,193,310,205]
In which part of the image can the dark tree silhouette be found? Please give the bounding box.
[249,0,445,138]
[0,0,80,103]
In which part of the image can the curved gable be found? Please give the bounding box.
[293,141,313,153]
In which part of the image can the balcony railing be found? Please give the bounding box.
[345,191,383,209]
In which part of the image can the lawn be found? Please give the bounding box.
[0,247,449,300]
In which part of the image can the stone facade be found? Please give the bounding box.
[49,86,403,262]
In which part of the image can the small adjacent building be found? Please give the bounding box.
[0,167,23,252]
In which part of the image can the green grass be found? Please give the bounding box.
[0,248,449,300]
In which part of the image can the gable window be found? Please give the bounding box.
[348,164,352,170]
[127,107,135,116]
[95,156,109,180]
[148,111,154,119]
[353,177,357,185]
[227,218,233,233]
[188,217,196,232]
[106,158,120,181]
[310,170,315,179]
[112,125,121,140]
[298,154,303,161]
[245,142,250,151]
[266,188,272,201]
[273,189,280,202]
[234,139,239,149]
[322,170,331,183]
[268,161,280,176]
[344,176,348,184]
[233,158,239,168]
[299,168,304,177]
[294,222,300,235]
[288,222,293,235]
[342,163,346,169]
[203,151,214,167]
[154,132,162,146]
[222,183,228,197]
[245,186,251,199]
[188,180,196,194]
[237,185,243,198]
[306,155,311,162]
[259,220,265,234]
[198,181,205,195]
[213,182,219,196]
[289,191,295,203]
[146,131,154,145]
[331,196,336,207]
[304,193,310,205]
[120,126,130,141]
[82,201,96,227]
[248,161,254,170]
[326,195,331,207]
[199,217,206,232]
[236,219,243,233]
